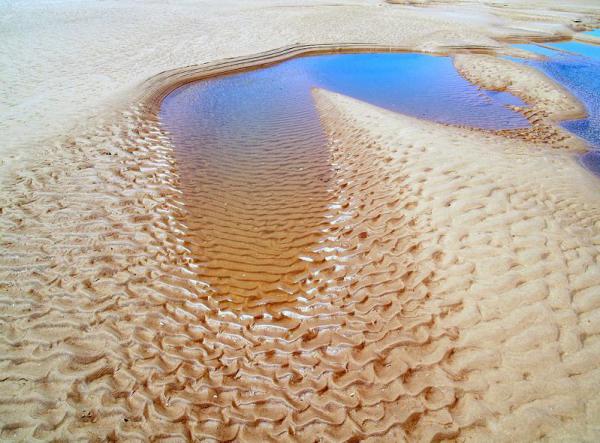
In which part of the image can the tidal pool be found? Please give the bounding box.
[160,52,529,307]
[512,43,600,175]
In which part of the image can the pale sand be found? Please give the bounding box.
[314,89,600,441]
[2,0,600,441]
[453,54,589,151]
[575,33,600,45]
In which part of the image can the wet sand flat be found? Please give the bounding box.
[2,0,600,441]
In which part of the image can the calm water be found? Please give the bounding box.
[512,43,600,174]
[159,52,530,307]
[163,53,530,132]
[584,29,600,38]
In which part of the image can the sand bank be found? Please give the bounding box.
[2,0,600,441]
[454,53,588,151]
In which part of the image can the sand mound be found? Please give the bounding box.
[313,89,600,441]
[454,54,584,120]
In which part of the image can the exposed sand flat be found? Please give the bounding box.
[454,53,588,150]
[2,0,600,441]
[2,82,600,440]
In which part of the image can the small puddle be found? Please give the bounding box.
[160,52,529,308]
[512,41,600,175]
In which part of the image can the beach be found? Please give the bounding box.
[2,0,600,440]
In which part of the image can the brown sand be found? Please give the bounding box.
[2,0,600,441]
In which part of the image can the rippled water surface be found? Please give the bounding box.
[513,43,600,174]
[160,52,530,307]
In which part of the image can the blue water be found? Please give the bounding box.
[511,43,600,175]
[163,53,530,133]
[484,90,527,107]
[514,41,600,61]
[295,53,529,129]
[548,41,600,60]
[584,29,600,38]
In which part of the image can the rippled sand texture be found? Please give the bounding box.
[314,90,600,441]
[1,95,468,440]
[160,76,333,313]
[0,106,193,440]
[2,77,600,439]
[159,52,533,315]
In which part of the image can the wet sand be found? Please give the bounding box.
[2,0,600,441]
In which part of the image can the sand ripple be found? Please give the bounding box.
[1,47,600,441]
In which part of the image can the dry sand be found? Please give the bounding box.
[2,0,600,441]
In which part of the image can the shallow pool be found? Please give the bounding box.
[160,52,530,306]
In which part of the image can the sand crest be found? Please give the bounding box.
[313,89,600,441]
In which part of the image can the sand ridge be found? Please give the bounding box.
[313,89,600,441]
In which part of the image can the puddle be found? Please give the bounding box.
[511,43,600,175]
[160,52,530,307]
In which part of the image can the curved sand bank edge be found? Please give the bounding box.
[135,42,589,155]
[136,42,528,111]
[2,0,599,181]
[454,54,589,152]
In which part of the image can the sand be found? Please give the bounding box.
[315,89,600,441]
[454,54,589,151]
[2,0,600,441]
